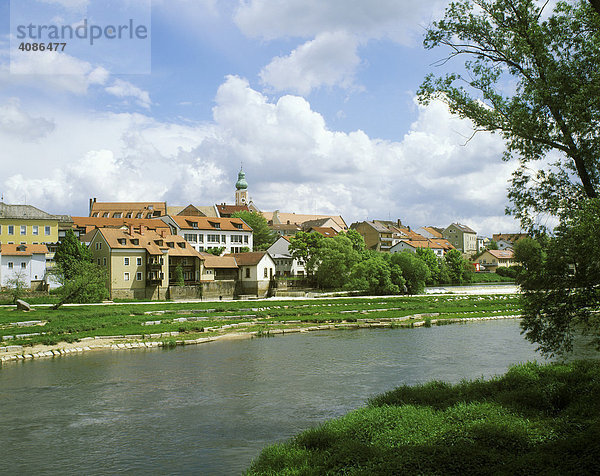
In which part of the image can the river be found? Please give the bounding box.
[1,319,547,474]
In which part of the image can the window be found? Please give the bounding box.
[124,272,130,281]
[198,234,204,243]
[221,235,226,243]
[136,213,143,218]
[103,213,109,217]
[244,235,249,244]
[124,257,130,266]
[136,272,142,281]
[21,262,27,269]
[264,268,268,278]
[45,226,51,235]
[32,225,39,236]
[231,235,242,243]
[8,225,14,235]
[182,258,188,265]
[192,222,198,229]
[8,262,13,269]
[126,212,132,218]
[97,258,101,265]
[207,234,220,243]
[136,257,142,266]
[103,257,107,266]
[113,213,122,218]
[184,234,197,242]
[95,242,102,250]
[245,268,250,278]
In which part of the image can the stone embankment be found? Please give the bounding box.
[0,313,520,365]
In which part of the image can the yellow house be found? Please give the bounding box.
[0,203,68,246]
[88,226,209,300]
[474,249,517,272]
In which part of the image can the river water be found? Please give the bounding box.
[1,320,547,474]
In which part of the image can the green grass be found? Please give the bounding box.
[0,295,522,348]
[247,360,600,475]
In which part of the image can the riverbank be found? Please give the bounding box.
[247,360,600,475]
[1,314,520,364]
[1,294,521,364]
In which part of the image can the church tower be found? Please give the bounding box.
[235,167,249,206]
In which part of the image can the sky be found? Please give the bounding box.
[0,0,525,237]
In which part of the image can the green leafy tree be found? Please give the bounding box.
[515,199,600,355]
[346,255,401,295]
[52,260,108,309]
[54,229,92,280]
[415,248,442,285]
[206,246,226,256]
[444,249,470,284]
[288,231,324,275]
[419,0,600,231]
[339,229,366,252]
[174,264,185,286]
[390,252,430,294]
[231,211,276,251]
[313,235,360,289]
[487,240,499,251]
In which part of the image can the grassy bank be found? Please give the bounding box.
[247,360,600,475]
[0,295,520,348]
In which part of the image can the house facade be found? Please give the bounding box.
[390,238,455,258]
[0,243,48,290]
[474,249,517,272]
[267,236,306,277]
[442,223,478,255]
[89,227,171,300]
[229,251,276,297]
[160,215,253,254]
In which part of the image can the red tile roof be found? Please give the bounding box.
[0,243,49,256]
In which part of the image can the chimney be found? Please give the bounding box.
[128,224,134,236]
[89,197,96,216]
[140,225,147,235]
[397,219,402,227]
[160,229,166,238]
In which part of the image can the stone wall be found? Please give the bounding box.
[111,286,168,301]
[168,280,236,301]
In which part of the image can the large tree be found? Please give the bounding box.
[419,0,600,231]
[54,229,92,280]
[231,211,276,251]
[514,199,600,355]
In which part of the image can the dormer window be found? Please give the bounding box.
[210,222,220,229]
[192,222,198,229]
[167,242,175,248]
[131,239,139,245]
[155,239,163,246]
[136,213,143,218]
[178,242,186,248]
[103,213,109,217]
[118,238,126,245]
[113,213,122,218]
[126,212,132,218]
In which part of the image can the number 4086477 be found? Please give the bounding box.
[18,42,66,52]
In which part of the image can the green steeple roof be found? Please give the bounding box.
[236,168,248,190]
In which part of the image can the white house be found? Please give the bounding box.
[160,215,253,254]
[0,243,48,290]
[229,251,276,297]
[267,236,306,277]
[390,239,455,258]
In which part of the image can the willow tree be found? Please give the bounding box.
[419,0,600,231]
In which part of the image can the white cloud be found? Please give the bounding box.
[8,52,109,94]
[105,79,152,109]
[235,0,448,45]
[259,31,361,94]
[1,75,520,235]
[0,98,55,140]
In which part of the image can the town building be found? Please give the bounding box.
[0,243,48,290]
[264,211,348,233]
[89,199,167,219]
[267,236,306,277]
[160,215,253,254]
[442,223,478,255]
[350,220,397,251]
[474,249,517,272]
[229,251,276,297]
[390,238,455,258]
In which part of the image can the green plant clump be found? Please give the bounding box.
[247,361,600,475]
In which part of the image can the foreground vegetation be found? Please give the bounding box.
[0,294,520,348]
[247,360,600,475]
